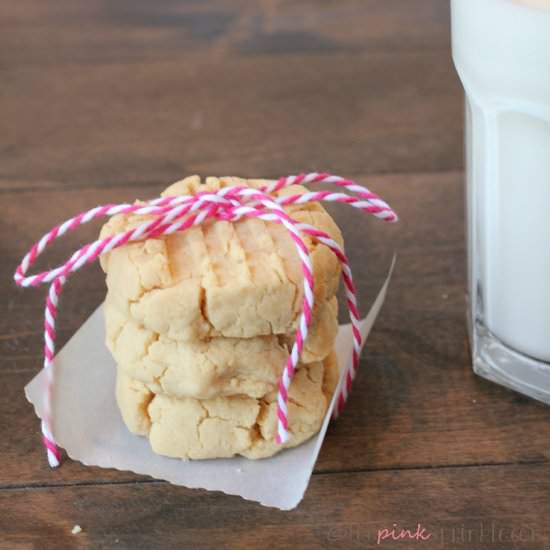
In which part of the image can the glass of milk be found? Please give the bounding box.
[451,0,550,402]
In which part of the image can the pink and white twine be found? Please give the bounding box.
[14,173,397,467]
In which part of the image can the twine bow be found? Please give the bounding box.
[14,173,397,467]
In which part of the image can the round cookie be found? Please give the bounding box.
[115,352,339,460]
[105,296,338,400]
[100,176,343,341]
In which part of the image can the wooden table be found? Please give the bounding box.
[2,1,549,548]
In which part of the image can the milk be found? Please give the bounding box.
[451,0,550,398]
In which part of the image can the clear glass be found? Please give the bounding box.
[451,0,550,402]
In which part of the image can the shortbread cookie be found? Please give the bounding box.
[105,296,338,400]
[115,351,339,460]
[100,176,343,341]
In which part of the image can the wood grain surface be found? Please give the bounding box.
[2,1,549,549]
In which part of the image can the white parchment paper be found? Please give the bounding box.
[25,262,394,510]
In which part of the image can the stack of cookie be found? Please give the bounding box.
[99,176,343,460]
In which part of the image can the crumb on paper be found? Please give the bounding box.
[472,399,477,404]
[441,293,448,300]
[71,525,82,535]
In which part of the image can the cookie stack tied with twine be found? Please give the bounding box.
[100,176,343,460]
[14,171,397,468]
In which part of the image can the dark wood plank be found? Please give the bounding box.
[2,173,549,489]
[2,0,452,65]
[0,463,548,549]
[0,0,462,188]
